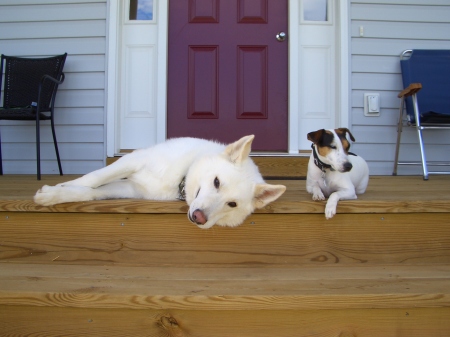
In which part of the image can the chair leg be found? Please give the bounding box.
[393,98,404,176]
[36,120,41,180]
[412,94,428,180]
[51,119,63,176]
[0,128,3,175]
[416,126,428,180]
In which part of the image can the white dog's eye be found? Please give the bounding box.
[214,177,220,189]
[228,202,237,208]
[330,145,337,149]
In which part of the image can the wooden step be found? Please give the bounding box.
[1,212,450,266]
[107,155,310,178]
[1,263,449,311]
[2,305,449,336]
[1,174,450,335]
[1,175,450,215]
[1,263,449,335]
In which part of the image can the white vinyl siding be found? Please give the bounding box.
[350,0,450,175]
[3,0,449,176]
[0,0,107,174]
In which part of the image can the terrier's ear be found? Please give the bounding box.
[307,129,326,144]
[336,128,356,142]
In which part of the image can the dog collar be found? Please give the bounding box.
[311,144,333,172]
[311,144,358,173]
[178,177,186,201]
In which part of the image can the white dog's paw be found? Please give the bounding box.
[34,185,57,206]
[312,191,325,201]
[34,185,66,206]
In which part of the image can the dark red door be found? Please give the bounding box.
[167,0,288,151]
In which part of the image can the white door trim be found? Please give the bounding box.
[106,0,119,157]
[106,0,168,157]
[338,0,350,130]
[288,0,349,154]
[155,0,168,145]
[106,0,349,156]
[288,0,300,154]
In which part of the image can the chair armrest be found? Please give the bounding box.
[35,73,65,112]
[40,72,65,86]
[398,83,422,98]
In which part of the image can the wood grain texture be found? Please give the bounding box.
[1,175,450,214]
[252,156,308,177]
[106,156,310,177]
[0,263,449,311]
[2,306,449,337]
[1,213,450,266]
[1,175,450,336]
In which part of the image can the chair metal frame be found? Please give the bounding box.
[393,49,450,180]
[0,53,67,180]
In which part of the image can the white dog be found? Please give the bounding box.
[306,128,369,219]
[34,135,286,229]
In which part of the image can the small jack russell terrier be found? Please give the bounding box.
[306,128,369,219]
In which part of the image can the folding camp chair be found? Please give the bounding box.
[0,53,67,180]
[393,49,450,180]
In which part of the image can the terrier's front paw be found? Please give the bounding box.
[325,203,337,219]
[312,191,325,201]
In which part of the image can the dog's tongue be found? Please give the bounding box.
[192,209,207,225]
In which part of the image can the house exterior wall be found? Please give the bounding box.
[0,0,107,174]
[1,0,450,175]
[350,0,450,175]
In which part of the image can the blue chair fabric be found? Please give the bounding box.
[394,49,450,180]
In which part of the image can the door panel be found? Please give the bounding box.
[167,0,288,151]
[188,46,219,118]
[237,46,267,119]
[189,0,219,23]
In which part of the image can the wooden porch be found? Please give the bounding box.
[1,158,450,336]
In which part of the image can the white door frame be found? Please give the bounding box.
[106,0,168,157]
[106,0,349,156]
[289,0,350,153]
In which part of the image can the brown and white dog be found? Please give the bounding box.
[306,128,369,219]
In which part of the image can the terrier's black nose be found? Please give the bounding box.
[343,162,353,172]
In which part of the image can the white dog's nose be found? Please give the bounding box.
[190,209,207,225]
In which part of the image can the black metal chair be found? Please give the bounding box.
[0,53,67,180]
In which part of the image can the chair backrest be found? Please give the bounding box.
[400,49,450,122]
[0,53,67,111]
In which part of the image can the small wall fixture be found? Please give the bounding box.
[364,93,380,117]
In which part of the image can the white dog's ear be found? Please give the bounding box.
[224,135,255,164]
[252,184,286,209]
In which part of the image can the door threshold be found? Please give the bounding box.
[113,150,312,158]
[250,151,310,157]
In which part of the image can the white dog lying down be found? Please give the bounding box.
[34,135,286,229]
[306,128,369,219]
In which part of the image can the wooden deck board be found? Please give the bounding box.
[106,155,310,178]
[2,306,449,337]
[1,173,450,335]
[0,175,449,214]
[2,212,450,266]
[1,263,449,311]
